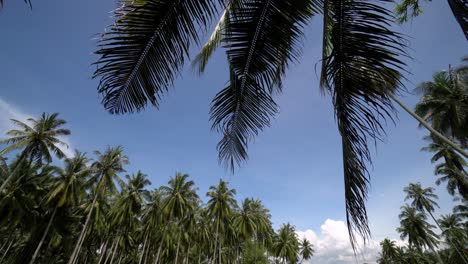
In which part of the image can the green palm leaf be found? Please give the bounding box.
[93,0,219,114]
[320,0,406,248]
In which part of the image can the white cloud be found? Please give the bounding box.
[0,97,74,158]
[296,219,405,264]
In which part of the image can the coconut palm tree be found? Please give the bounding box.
[0,113,71,194]
[298,238,314,263]
[155,173,199,264]
[404,182,468,262]
[206,179,237,264]
[414,66,468,145]
[272,223,299,264]
[422,135,468,198]
[439,213,468,262]
[91,0,468,245]
[29,151,92,264]
[68,146,128,264]
[397,205,439,252]
[377,238,401,264]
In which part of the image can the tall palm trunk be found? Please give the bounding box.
[213,218,220,264]
[110,237,120,264]
[69,181,102,264]
[103,239,117,264]
[184,241,190,264]
[29,207,58,264]
[139,232,149,264]
[0,240,13,263]
[390,94,468,158]
[175,232,181,264]
[155,225,168,264]
[98,240,109,264]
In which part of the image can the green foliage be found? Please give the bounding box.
[0,113,312,264]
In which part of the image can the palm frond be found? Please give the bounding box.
[321,0,406,249]
[448,0,468,40]
[93,0,219,114]
[211,0,317,171]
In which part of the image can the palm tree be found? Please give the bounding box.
[68,146,128,264]
[414,66,468,145]
[272,223,299,264]
[438,214,468,262]
[29,151,92,264]
[106,171,151,263]
[155,173,199,264]
[91,0,468,245]
[397,205,439,252]
[422,135,468,198]
[377,238,401,264]
[206,179,237,264]
[404,182,468,262]
[298,238,314,263]
[0,113,71,193]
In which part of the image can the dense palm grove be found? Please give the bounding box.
[0,115,314,263]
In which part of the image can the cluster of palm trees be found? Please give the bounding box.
[0,113,314,263]
[377,62,468,264]
[377,183,468,264]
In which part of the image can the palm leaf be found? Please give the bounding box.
[447,0,468,40]
[321,0,406,249]
[211,0,317,170]
[93,0,219,114]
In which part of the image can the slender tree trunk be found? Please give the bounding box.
[118,255,123,264]
[155,225,169,264]
[213,218,220,264]
[390,94,468,158]
[175,231,181,264]
[110,237,120,264]
[428,211,468,264]
[139,232,149,264]
[29,207,58,264]
[184,241,191,264]
[104,238,117,264]
[68,192,99,264]
[98,240,109,264]
[0,240,13,263]
[197,253,201,264]
[144,242,151,264]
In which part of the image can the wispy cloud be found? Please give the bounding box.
[0,97,74,158]
[296,219,404,264]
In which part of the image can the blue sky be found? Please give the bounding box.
[0,1,466,263]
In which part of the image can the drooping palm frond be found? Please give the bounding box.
[210,0,317,170]
[448,0,468,40]
[93,0,219,114]
[321,0,406,248]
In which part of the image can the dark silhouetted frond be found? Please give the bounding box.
[210,0,317,170]
[321,0,407,249]
[448,0,468,40]
[93,0,219,114]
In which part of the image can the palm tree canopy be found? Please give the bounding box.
[299,238,314,261]
[0,112,71,165]
[414,67,468,144]
[46,151,92,208]
[403,182,439,213]
[397,205,439,251]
